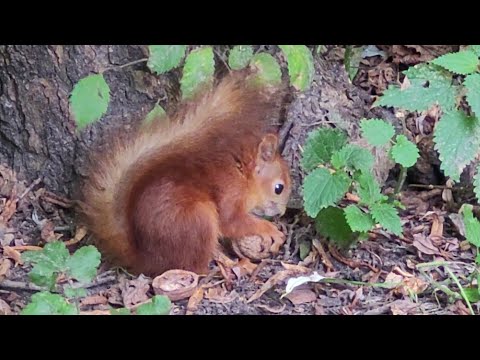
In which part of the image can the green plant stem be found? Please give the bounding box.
[102,58,148,73]
[444,266,475,315]
[395,165,408,194]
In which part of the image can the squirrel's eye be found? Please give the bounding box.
[275,183,284,195]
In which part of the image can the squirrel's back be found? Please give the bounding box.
[78,71,286,273]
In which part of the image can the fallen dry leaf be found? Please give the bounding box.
[121,275,151,308]
[205,287,238,303]
[3,246,23,265]
[232,258,257,279]
[40,220,58,242]
[255,303,286,313]
[80,310,111,315]
[285,288,317,305]
[385,271,428,296]
[80,295,109,307]
[390,299,420,315]
[0,298,12,315]
[430,213,444,238]
[1,233,14,246]
[105,286,123,306]
[0,198,17,225]
[186,286,204,315]
[412,234,440,256]
[152,269,199,301]
[65,226,88,246]
[449,213,466,237]
[0,258,12,280]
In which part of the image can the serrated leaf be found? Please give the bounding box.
[70,74,110,129]
[136,295,171,315]
[461,204,480,247]
[315,207,355,248]
[66,246,101,283]
[64,287,87,299]
[464,73,480,117]
[111,308,131,315]
[147,45,186,75]
[344,205,375,233]
[278,45,314,91]
[474,164,480,202]
[180,47,215,99]
[344,46,364,81]
[21,292,77,315]
[301,128,347,171]
[303,168,351,218]
[463,287,480,303]
[433,110,480,182]
[144,104,166,124]
[331,144,374,172]
[228,45,254,70]
[29,263,58,290]
[376,64,456,112]
[250,53,282,86]
[470,45,480,57]
[391,135,419,168]
[360,118,395,147]
[356,172,385,206]
[431,50,479,75]
[370,203,403,236]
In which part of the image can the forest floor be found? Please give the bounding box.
[0,45,478,315]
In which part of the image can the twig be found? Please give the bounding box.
[102,58,148,73]
[0,280,44,292]
[18,177,42,201]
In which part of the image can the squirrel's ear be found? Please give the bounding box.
[257,134,278,163]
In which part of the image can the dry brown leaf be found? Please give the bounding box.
[105,286,123,306]
[311,239,334,271]
[80,295,109,307]
[281,262,311,273]
[232,258,257,279]
[204,287,238,303]
[40,220,57,242]
[430,213,444,238]
[1,233,14,247]
[0,258,12,280]
[412,234,440,256]
[345,193,360,202]
[10,245,42,251]
[186,286,204,315]
[65,226,88,246]
[0,198,17,225]
[0,298,12,315]
[152,269,199,301]
[449,213,466,237]
[121,275,151,308]
[285,288,317,305]
[255,303,286,314]
[3,246,23,265]
[80,310,111,315]
[390,299,420,315]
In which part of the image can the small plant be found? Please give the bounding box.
[459,204,480,304]
[69,45,315,130]
[374,46,480,200]
[20,241,171,315]
[301,118,419,246]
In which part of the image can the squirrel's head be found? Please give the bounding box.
[249,134,291,218]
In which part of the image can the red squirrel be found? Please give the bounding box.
[77,70,292,276]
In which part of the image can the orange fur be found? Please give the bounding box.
[77,71,291,276]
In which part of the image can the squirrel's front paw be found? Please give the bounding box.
[260,221,285,254]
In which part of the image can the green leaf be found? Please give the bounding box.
[356,172,385,206]
[147,45,186,75]
[344,205,375,233]
[136,295,172,315]
[463,287,480,303]
[250,53,282,86]
[64,287,87,299]
[303,168,351,218]
[315,207,355,248]
[370,203,403,236]
[464,73,480,117]
[278,45,314,91]
[144,104,166,124]
[470,45,480,57]
[21,292,77,315]
[331,144,374,172]
[70,74,110,129]
[433,110,480,182]
[301,128,347,171]
[66,246,101,283]
[461,204,480,247]
[431,50,479,75]
[474,164,480,202]
[344,46,364,81]
[228,45,254,70]
[180,46,215,99]
[299,240,311,260]
[376,64,456,112]
[29,263,58,290]
[111,308,131,315]
[391,135,419,168]
[360,118,395,147]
